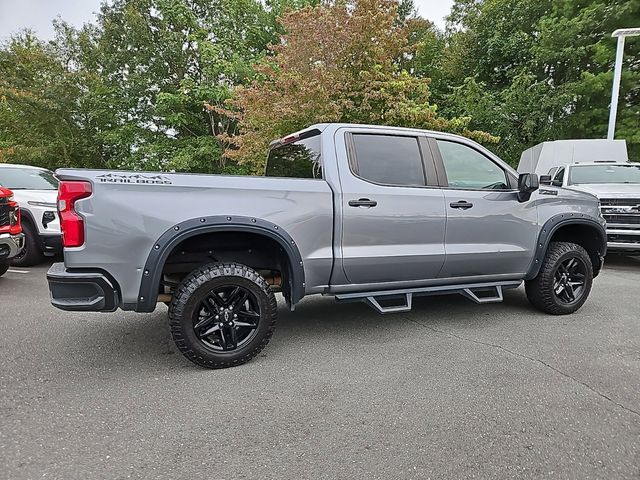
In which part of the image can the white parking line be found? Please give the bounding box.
[7,269,29,274]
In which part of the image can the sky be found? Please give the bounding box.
[0,0,454,41]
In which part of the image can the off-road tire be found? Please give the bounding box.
[11,221,44,267]
[169,263,277,369]
[525,241,593,315]
[0,261,9,277]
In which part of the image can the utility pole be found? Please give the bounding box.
[608,28,640,140]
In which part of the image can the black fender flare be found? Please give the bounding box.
[525,213,607,280]
[135,215,305,312]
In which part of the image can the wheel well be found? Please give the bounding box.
[18,208,35,228]
[160,231,294,303]
[549,223,605,276]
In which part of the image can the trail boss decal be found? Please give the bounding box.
[96,173,172,185]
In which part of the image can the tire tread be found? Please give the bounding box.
[525,241,593,315]
[168,263,277,369]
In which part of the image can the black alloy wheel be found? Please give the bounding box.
[552,256,587,306]
[193,284,262,351]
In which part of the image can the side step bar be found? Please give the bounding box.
[334,281,522,314]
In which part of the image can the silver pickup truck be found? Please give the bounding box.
[47,123,607,368]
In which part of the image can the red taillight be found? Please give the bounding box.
[58,181,92,248]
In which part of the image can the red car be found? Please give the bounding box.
[0,186,24,277]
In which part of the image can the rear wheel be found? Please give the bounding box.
[525,241,593,315]
[0,261,9,277]
[168,263,277,369]
[11,221,44,267]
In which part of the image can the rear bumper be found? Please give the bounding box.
[47,262,120,312]
[0,233,25,260]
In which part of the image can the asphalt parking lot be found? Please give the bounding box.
[1,258,639,480]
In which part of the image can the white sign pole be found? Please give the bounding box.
[607,28,640,140]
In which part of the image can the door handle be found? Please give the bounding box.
[449,200,473,210]
[348,198,377,208]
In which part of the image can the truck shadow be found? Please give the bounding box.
[275,287,532,340]
[45,258,638,373]
[63,287,532,372]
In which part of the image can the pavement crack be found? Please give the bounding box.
[407,317,640,420]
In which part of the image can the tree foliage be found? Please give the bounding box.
[0,0,638,171]
[1,0,305,172]
[441,0,640,163]
[221,0,496,170]
[73,0,288,172]
[0,32,100,168]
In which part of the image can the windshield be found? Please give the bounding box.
[569,164,640,185]
[0,167,58,190]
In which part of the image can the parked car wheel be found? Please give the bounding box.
[525,241,593,315]
[0,261,9,277]
[169,263,278,369]
[11,221,44,267]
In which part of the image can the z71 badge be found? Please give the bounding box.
[96,173,172,185]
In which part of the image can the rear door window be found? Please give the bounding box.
[350,134,426,186]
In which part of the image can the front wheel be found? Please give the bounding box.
[169,263,277,369]
[525,241,593,315]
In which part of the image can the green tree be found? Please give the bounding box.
[0,32,101,168]
[535,0,640,153]
[443,0,640,163]
[1,0,311,173]
[74,0,285,173]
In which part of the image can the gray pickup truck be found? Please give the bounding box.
[47,123,607,368]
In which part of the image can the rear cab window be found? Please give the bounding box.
[265,129,322,179]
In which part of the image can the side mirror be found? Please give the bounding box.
[539,175,552,185]
[517,173,539,202]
